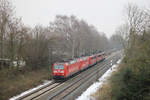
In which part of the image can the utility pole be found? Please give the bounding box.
[72,39,75,59]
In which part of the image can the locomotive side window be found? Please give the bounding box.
[54,65,64,69]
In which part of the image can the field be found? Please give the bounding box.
[0,68,51,100]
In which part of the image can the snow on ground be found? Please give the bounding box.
[9,80,52,100]
[76,58,122,100]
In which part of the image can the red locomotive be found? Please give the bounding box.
[52,52,105,79]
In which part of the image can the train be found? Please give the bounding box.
[52,52,105,80]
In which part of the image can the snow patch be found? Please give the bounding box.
[117,59,122,64]
[76,58,122,100]
[9,80,52,100]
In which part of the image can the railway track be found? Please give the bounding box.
[48,53,121,100]
[17,51,122,100]
[15,80,58,100]
[49,61,111,100]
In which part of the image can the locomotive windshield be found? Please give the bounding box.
[54,65,64,69]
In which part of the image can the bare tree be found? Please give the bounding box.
[49,15,82,58]
[125,4,149,47]
[114,23,129,49]
[0,0,13,59]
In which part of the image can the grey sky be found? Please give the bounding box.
[13,0,150,37]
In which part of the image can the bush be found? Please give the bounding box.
[95,33,150,100]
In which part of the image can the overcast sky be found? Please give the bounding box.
[13,0,150,37]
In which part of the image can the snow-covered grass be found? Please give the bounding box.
[76,59,122,100]
[9,80,52,100]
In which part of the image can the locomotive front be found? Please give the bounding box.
[53,63,66,79]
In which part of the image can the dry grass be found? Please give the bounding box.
[91,83,112,100]
[0,68,51,100]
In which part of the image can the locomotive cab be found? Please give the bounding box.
[53,63,66,79]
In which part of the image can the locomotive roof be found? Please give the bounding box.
[54,52,105,64]
[68,59,79,64]
[55,58,80,64]
[80,56,88,60]
[97,52,105,55]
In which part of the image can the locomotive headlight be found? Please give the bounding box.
[60,70,64,73]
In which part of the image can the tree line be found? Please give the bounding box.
[0,0,121,70]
